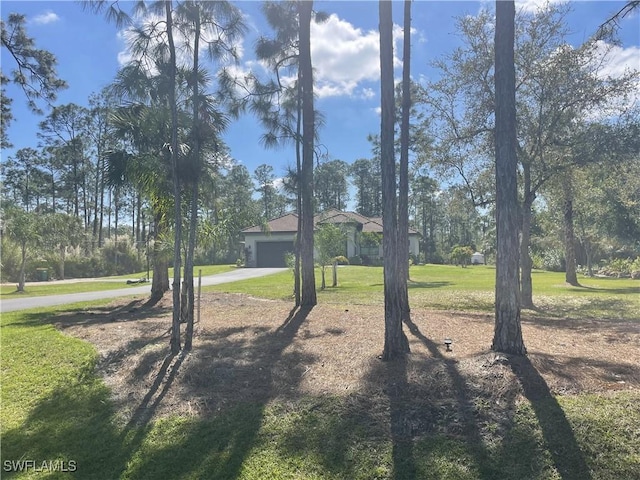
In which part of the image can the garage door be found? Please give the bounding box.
[256,241,294,268]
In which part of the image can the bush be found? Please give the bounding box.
[450,245,473,267]
[541,249,565,272]
[0,239,22,282]
[598,257,639,278]
[335,256,349,265]
[349,255,362,266]
[98,239,143,276]
[370,257,384,267]
[0,238,41,283]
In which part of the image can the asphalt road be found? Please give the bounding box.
[0,268,286,313]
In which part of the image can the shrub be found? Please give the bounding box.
[349,255,362,265]
[335,256,349,265]
[450,245,473,267]
[99,239,143,276]
[540,249,565,272]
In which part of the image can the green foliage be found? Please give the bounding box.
[449,245,473,267]
[0,13,67,147]
[335,256,349,265]
[315,224,347,267]
[98,239,144,276]
[349,255,362,265]
[0,238,30,282]
[361,231,382,248]
[596,257,640,278]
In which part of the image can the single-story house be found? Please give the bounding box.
[241,209,420,268]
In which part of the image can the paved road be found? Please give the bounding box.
[0,268,286,313]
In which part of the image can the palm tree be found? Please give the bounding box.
[174,0,245,349]
[105,102,173,303]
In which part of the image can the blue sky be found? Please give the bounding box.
[1,1,639,185]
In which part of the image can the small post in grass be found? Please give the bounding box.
[198,269,202,325]
[444,338,453,352]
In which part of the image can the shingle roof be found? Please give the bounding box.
[241,213,299,233]
[242,209,419,235]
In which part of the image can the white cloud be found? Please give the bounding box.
[273,177,285,190]
[591,41,640,116]
[310,14,403,99]
[515,0,568,14]
[32,11,60,25]
[593,41,640,79]
[116,11,414,101]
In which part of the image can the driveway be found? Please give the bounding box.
[0,268,286,313]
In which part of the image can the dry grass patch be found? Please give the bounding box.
[54,292,640,434]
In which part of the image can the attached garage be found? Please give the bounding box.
[256,241,294,268]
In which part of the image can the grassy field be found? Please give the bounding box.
[1,266,639,479]
[208,265,640,321]
[0,265,235,298]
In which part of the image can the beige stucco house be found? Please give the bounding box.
[241,209,420,267]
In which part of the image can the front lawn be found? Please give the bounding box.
[2,266,639,479]
[208,264,640,321]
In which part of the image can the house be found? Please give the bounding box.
[241,209,420,268]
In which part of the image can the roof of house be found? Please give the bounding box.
[242,209,419,235]
[241,213,299,234]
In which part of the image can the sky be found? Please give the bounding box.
[1,0,639,189]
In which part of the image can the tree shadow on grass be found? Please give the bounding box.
[509,355,592,480]
[4,298,171,330]
[3,304,314,479]
[116,305,314,479]
[402,317,496,478]
[407,281,452,290]
[1,372,126,479]
[527,297,639,323]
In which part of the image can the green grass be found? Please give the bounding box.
[0,264,235,298]
[2,267,639,479]
[0,281,149,298]
[207,264,640,321]
[2,301,639,480]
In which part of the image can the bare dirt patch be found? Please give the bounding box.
[54,292,640,436]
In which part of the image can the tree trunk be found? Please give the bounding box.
[585,240,594,277]
[294,66,303,307]
[380,0,409,361]
[60,245,66,280]
[92,146,101,251]
[136,193,142,260]
[98,155,105,247]
[299,0,317,307]
[166,0,182,354]
[397,0,412,316]
[18,243,27,292]
[492,0,526,356]
[150,210,169,302]
[184,5,202,351]
[520,163,534,308]
[332,261,338,287]
[563,174,579,286]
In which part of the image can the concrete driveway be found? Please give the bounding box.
[0,268,286,313]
